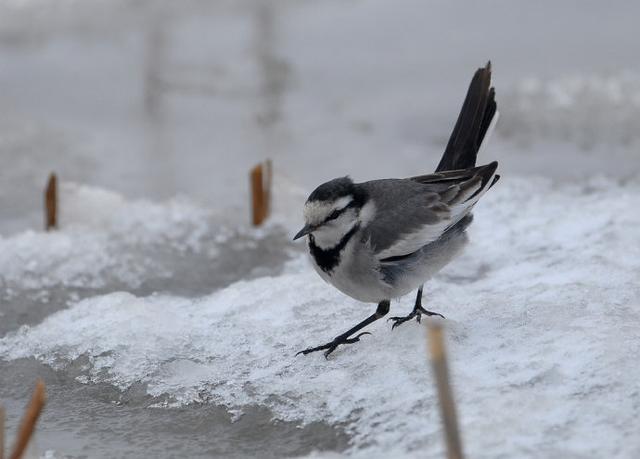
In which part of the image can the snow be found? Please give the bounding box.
[0,183,220,290]
[2,177,639,457]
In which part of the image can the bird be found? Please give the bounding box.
[294,62,500,358]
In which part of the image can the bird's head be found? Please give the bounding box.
[293,177,372,249]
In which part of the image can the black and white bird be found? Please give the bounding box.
[294,62,500,357]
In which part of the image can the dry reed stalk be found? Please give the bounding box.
[1,405,5,459]
[427,322,465,459]
[44,173,57,231]
[263,159,272,218]
[250,160,272,226]
[9,380,46,459]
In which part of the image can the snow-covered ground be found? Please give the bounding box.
[2,176,640,458]
[1,0,640,458]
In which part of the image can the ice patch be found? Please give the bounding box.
[501,73,640,147]
[2,178,640,457]
[0,183,260,291]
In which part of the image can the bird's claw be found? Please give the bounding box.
[418,305,445,320]
[388,314,416,330]
[424,310,445,319]
[389,307,444,330]
[296,332,372,358]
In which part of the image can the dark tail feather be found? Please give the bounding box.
[436,62,497,172]
[489,173,500,189]
[467,161,499,200]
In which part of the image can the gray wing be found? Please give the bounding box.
[358,162,498,260]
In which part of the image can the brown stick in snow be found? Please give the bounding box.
[427,322,465,459]
[9,380,47,459]
[250,161,272,226]
[1,405,5,459]
[44,173,57,231]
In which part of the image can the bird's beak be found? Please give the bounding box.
[293,224,314,240]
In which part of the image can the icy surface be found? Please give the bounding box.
[2,178,639,457]
[0,183,214,290]
[0,182,293,294]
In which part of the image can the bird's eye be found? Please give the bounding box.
[325,208,343,222]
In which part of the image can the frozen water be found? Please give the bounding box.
[0,182,295,337]
[0,183,213,290]
[2,178,639,457]
[0,358,347,458]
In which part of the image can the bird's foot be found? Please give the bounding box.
[388,306,444,330]
[296,332,371,359]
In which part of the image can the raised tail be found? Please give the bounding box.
[435,61,498,172]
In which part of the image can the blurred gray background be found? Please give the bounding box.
[1,0,639,234]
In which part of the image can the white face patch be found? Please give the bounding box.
[358,200,376,226]
[303,195,354,226]
[312,207,358,250]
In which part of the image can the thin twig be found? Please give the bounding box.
[427,322,465,459]
[9,380,47,459]
[44,173,57,231]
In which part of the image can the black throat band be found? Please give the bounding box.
[308,224,360,274]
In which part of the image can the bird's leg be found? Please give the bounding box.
[297,300,390,358]
[389,285,444,330]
